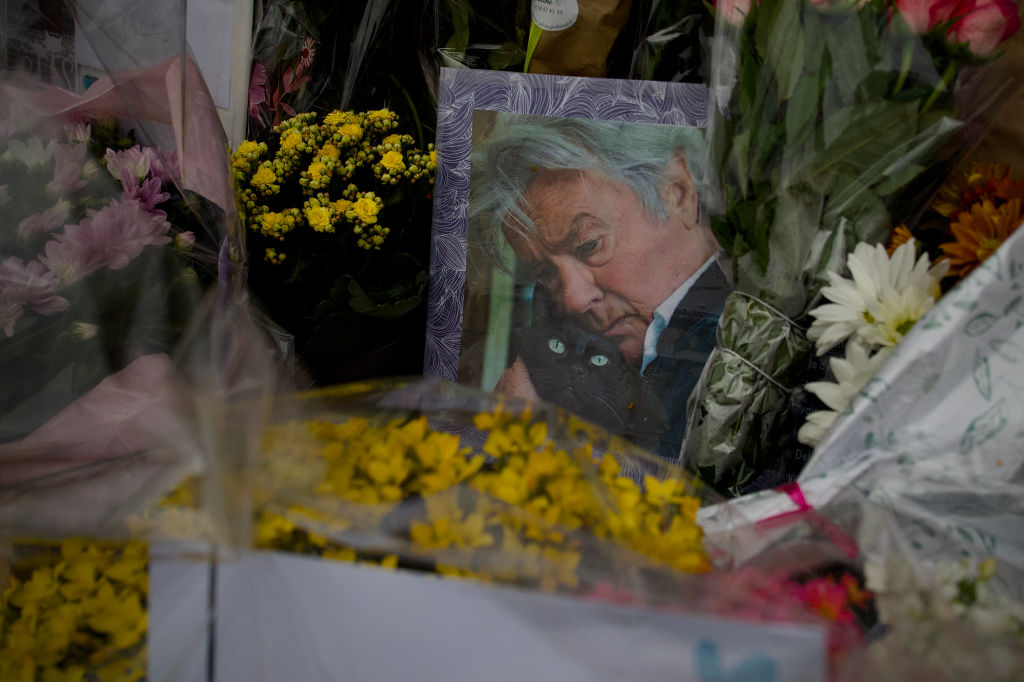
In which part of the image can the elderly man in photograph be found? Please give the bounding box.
[471,113,731,463]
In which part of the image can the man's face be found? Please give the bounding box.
[505,166,703,362]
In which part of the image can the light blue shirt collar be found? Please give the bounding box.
[640,257,715,374]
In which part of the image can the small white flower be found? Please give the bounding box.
[797,341,892,446]
[71,321,99,341]
[3,137,57,168]
[807,240,946,355]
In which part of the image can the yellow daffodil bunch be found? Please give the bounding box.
[254,402,711,594]
[0,539,148,682]
[232,108,435,256]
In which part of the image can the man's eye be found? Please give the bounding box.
[577,239,600,258]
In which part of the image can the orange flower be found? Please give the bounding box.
[940,198,1022,279]
[886,225,915,256]
[933,163,1024,221]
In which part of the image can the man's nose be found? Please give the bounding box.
[554,259,601,315]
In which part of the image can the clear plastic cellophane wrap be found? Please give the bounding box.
[248,0,437,144]
[148,371,870,681]
[683,0,1023,496]
[0,1,246,678]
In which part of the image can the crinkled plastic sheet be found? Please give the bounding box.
[0,0,241,541]
[249,0,437,144]
[627,0,711,83]
[682,0,1022,495]
[146,371,848,681]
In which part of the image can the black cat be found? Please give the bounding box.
[513,304,640,434]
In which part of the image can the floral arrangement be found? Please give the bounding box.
[0,116,221,443]
[857,553,1024,678]
[684,0,1021,494]
[799,161,1024,446]
[253,400,711,592]
[231,109,436,384]
[0,539,148,682]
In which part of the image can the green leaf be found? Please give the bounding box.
[755,0,805,102]
[347,276,425,319]
[964,311,999,337]
[973,350,992,400]
[959,398,1008,455]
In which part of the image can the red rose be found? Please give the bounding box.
[947,0,1021,56]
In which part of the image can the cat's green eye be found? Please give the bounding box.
[590,354,609,366]
[548,338,566,354]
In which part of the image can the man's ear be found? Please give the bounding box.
[661,151,699,229]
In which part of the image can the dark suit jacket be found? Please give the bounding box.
[624,262,731,461]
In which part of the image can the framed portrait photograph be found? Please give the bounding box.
[426,67,731,462]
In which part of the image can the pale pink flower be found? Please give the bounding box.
[104,145,151,182]
[69,199,171,271]
[64,120,91,145]
[119,167,170,216]
[143,146,180,187]
[0,256,69,315]
[39,236,104,285]
[947,0,1021,56]
[18,200,71,240]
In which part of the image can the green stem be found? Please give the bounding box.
[892,41,913,96]
[921,61,958,115]
[524,21,543,74]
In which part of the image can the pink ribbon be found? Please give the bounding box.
[755,483,860,560]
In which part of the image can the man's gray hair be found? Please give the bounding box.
[469,113,707,270]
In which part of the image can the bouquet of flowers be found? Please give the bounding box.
[0,538,148,682]
[249,379,717,594]
[0,0,248,553]
[248,0,437,144]
[232,109,436,385]
[683,0,1022,495]
[0,114,223,446]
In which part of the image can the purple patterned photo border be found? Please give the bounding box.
[424,67,708,382]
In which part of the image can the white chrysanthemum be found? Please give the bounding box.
[807,240,947,355]
[3,137,57,168]
[797,341,892,447]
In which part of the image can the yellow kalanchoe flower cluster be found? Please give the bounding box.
[231,108,434,259]
[0,540,148,682]
[254,404,710,592]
